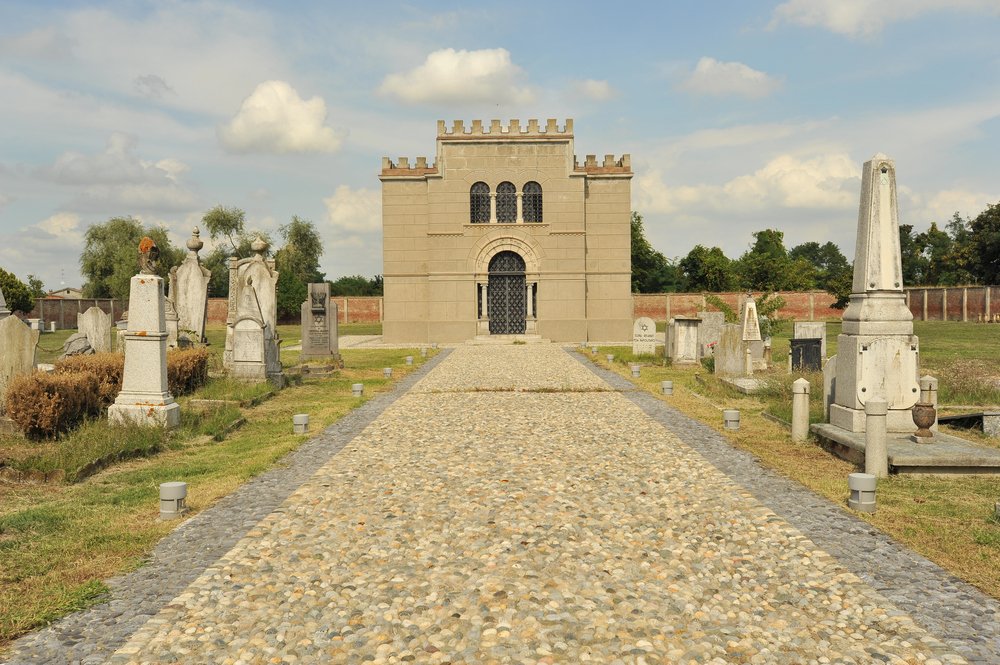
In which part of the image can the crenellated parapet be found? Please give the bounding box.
[574,153,632,175]
[380,155,438,177]
[437,118,573,139]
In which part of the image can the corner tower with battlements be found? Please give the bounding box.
[379,119,633,343]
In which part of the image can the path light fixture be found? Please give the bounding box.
[159,482,188,520]
[848,473,877,513]
[383,367,393,378]
[723,409,740,430]
[293,413,309,434]
[661,381,673,395]
[352,383,363,397]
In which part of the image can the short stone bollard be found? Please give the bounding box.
[605,354,614,363]
[661,380,673,395]
[159,481,188,520]
[431,342,438,349]
[405,356,413,365]
[590,345,598,354]
[630,364,641,378]
[352,383,363,397]
[864,398,889,478]
[848,472,877,513]
[383,367,393,378]
[421,348,428,357]
[723,409,740,430]
[791,378,810,442]
[293,413,309,434]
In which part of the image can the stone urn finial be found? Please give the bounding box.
[186,227,204,254]
[912,401,936,443]
[251,235,267,256]
[138,236,159,275]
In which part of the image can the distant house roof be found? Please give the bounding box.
[47,287,84,299]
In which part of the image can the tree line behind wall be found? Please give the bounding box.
[633,201,1000,303]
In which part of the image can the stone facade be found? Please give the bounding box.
[380,119,633,343]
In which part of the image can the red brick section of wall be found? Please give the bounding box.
[205,297,384,325]
[905,286,1000,322]
[632,291,842,321]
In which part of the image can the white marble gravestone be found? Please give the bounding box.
[78,306,112,353]
[301,283,339,360]
[0,315,38,416]
[632,317,657,355]
[713,324,744,377]
[669,316,700,364]
[108,265,180,429]
[0,285,10,320]
[168,227,211,344]
[696,311,725,358]
[740,296,762,343]
[793,321,827,359]
[830,154,919,433]
[223,237,283,384]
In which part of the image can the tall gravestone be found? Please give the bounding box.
[301,283,339,361]
[830,154,919,432]
[169,227,211,344]
[0,316,38,416]
[78,306,112,353]
[0,285,10,320]
[108,238,180,429]
[741,295,764,373]
[632,317,656,355]
[696,311,725,358]
[668,316,700,363]
[224,236,284,385]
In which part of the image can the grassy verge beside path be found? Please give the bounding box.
[584,342,1000,601]
[0,345,431,651]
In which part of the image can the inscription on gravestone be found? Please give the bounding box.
[632,317,657,355]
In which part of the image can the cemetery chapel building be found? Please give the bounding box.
[380,119,633,343]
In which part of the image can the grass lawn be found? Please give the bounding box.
[0,343,432,650]
[584,319,1000,601]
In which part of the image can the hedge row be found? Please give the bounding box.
[5,347,210,439]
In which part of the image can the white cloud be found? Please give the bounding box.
[678,57,782,98]
[769,0,1000,38]
[36,212,83,242]
[324,186,381,233]
[133,74,175,100]
[635,153,861,215]
[218,80,343,154]
[379,48,534,105]
[904,188,999,226]
[0,26,74,60]
[38,133,189,186]
[570,79,616,101]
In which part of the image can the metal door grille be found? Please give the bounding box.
[488,251,526,334]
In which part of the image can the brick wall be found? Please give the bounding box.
[205,296,384,325]
[906,286,1000,321]
[632,291,842,321]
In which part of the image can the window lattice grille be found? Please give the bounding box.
[522,182,542,222]
[470,182,490,223]
[496,182,517,223]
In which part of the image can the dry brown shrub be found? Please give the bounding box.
[5,371,101,439]
[55,353,124,406]
[167,346,209,396]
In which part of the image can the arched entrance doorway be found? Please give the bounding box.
[488,251,526,334]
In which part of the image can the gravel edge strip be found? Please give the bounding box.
[1,350,451,665]
[573,353,1000,665]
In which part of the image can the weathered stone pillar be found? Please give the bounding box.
[791,378,810,442]
[864,398,888,478]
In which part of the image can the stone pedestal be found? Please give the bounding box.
[108,275,180,428]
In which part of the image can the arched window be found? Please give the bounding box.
[496,181,516,223]
[522,181,542,222]
[470,182,490,223]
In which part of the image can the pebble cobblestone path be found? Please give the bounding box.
[5,345,998,664]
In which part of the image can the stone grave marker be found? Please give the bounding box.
[793,321,827,358]
[0,285,10,320]
[0,315,38,416]
[108,237,180,428]
[168,227,211,344]
[224,236,284,385]
[696,311,725,358]
[78,306,112,353]
[740,296,762,342]
[632,317,656,355]
[713,324,745,377]
[668,316,700,364]
[301,283,340,361]
[829,154,920,433]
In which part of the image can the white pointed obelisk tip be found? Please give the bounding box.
[852,154,904,293]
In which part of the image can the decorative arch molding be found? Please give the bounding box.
[460,169,553,189]
[468,229,544,277]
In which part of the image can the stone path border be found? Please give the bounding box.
[572,353,1000,665]
[1,350,451,665]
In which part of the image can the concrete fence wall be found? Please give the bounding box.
[905,286,1000,321]
[28,298,122,330]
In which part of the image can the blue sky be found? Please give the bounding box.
[1,0,999,290]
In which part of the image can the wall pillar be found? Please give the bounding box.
[922,289,928,321]
[526,282,534,318]
[962,287,968,322]
[516,192,523,224]
[987,287,992,320]
[490,194,497,224]
[943,288,948,321]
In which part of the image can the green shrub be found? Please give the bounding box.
[5,372,101,439]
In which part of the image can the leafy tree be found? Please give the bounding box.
[969,202,1000,284]
[199,205,273,297]
[202,205,247,255]
[789,240,852,307]
[916,222,952,286]
[938,213,977,285]
[630,211,681,293]
[26,274,46,299]
[736,229,813,292]
[329,275,384,296]
[79,217,182,300]
[0,267,34,314]
[274,216,325,320]
[704,291,788,338]
[899,224,927,286]
[679,245,736,292]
